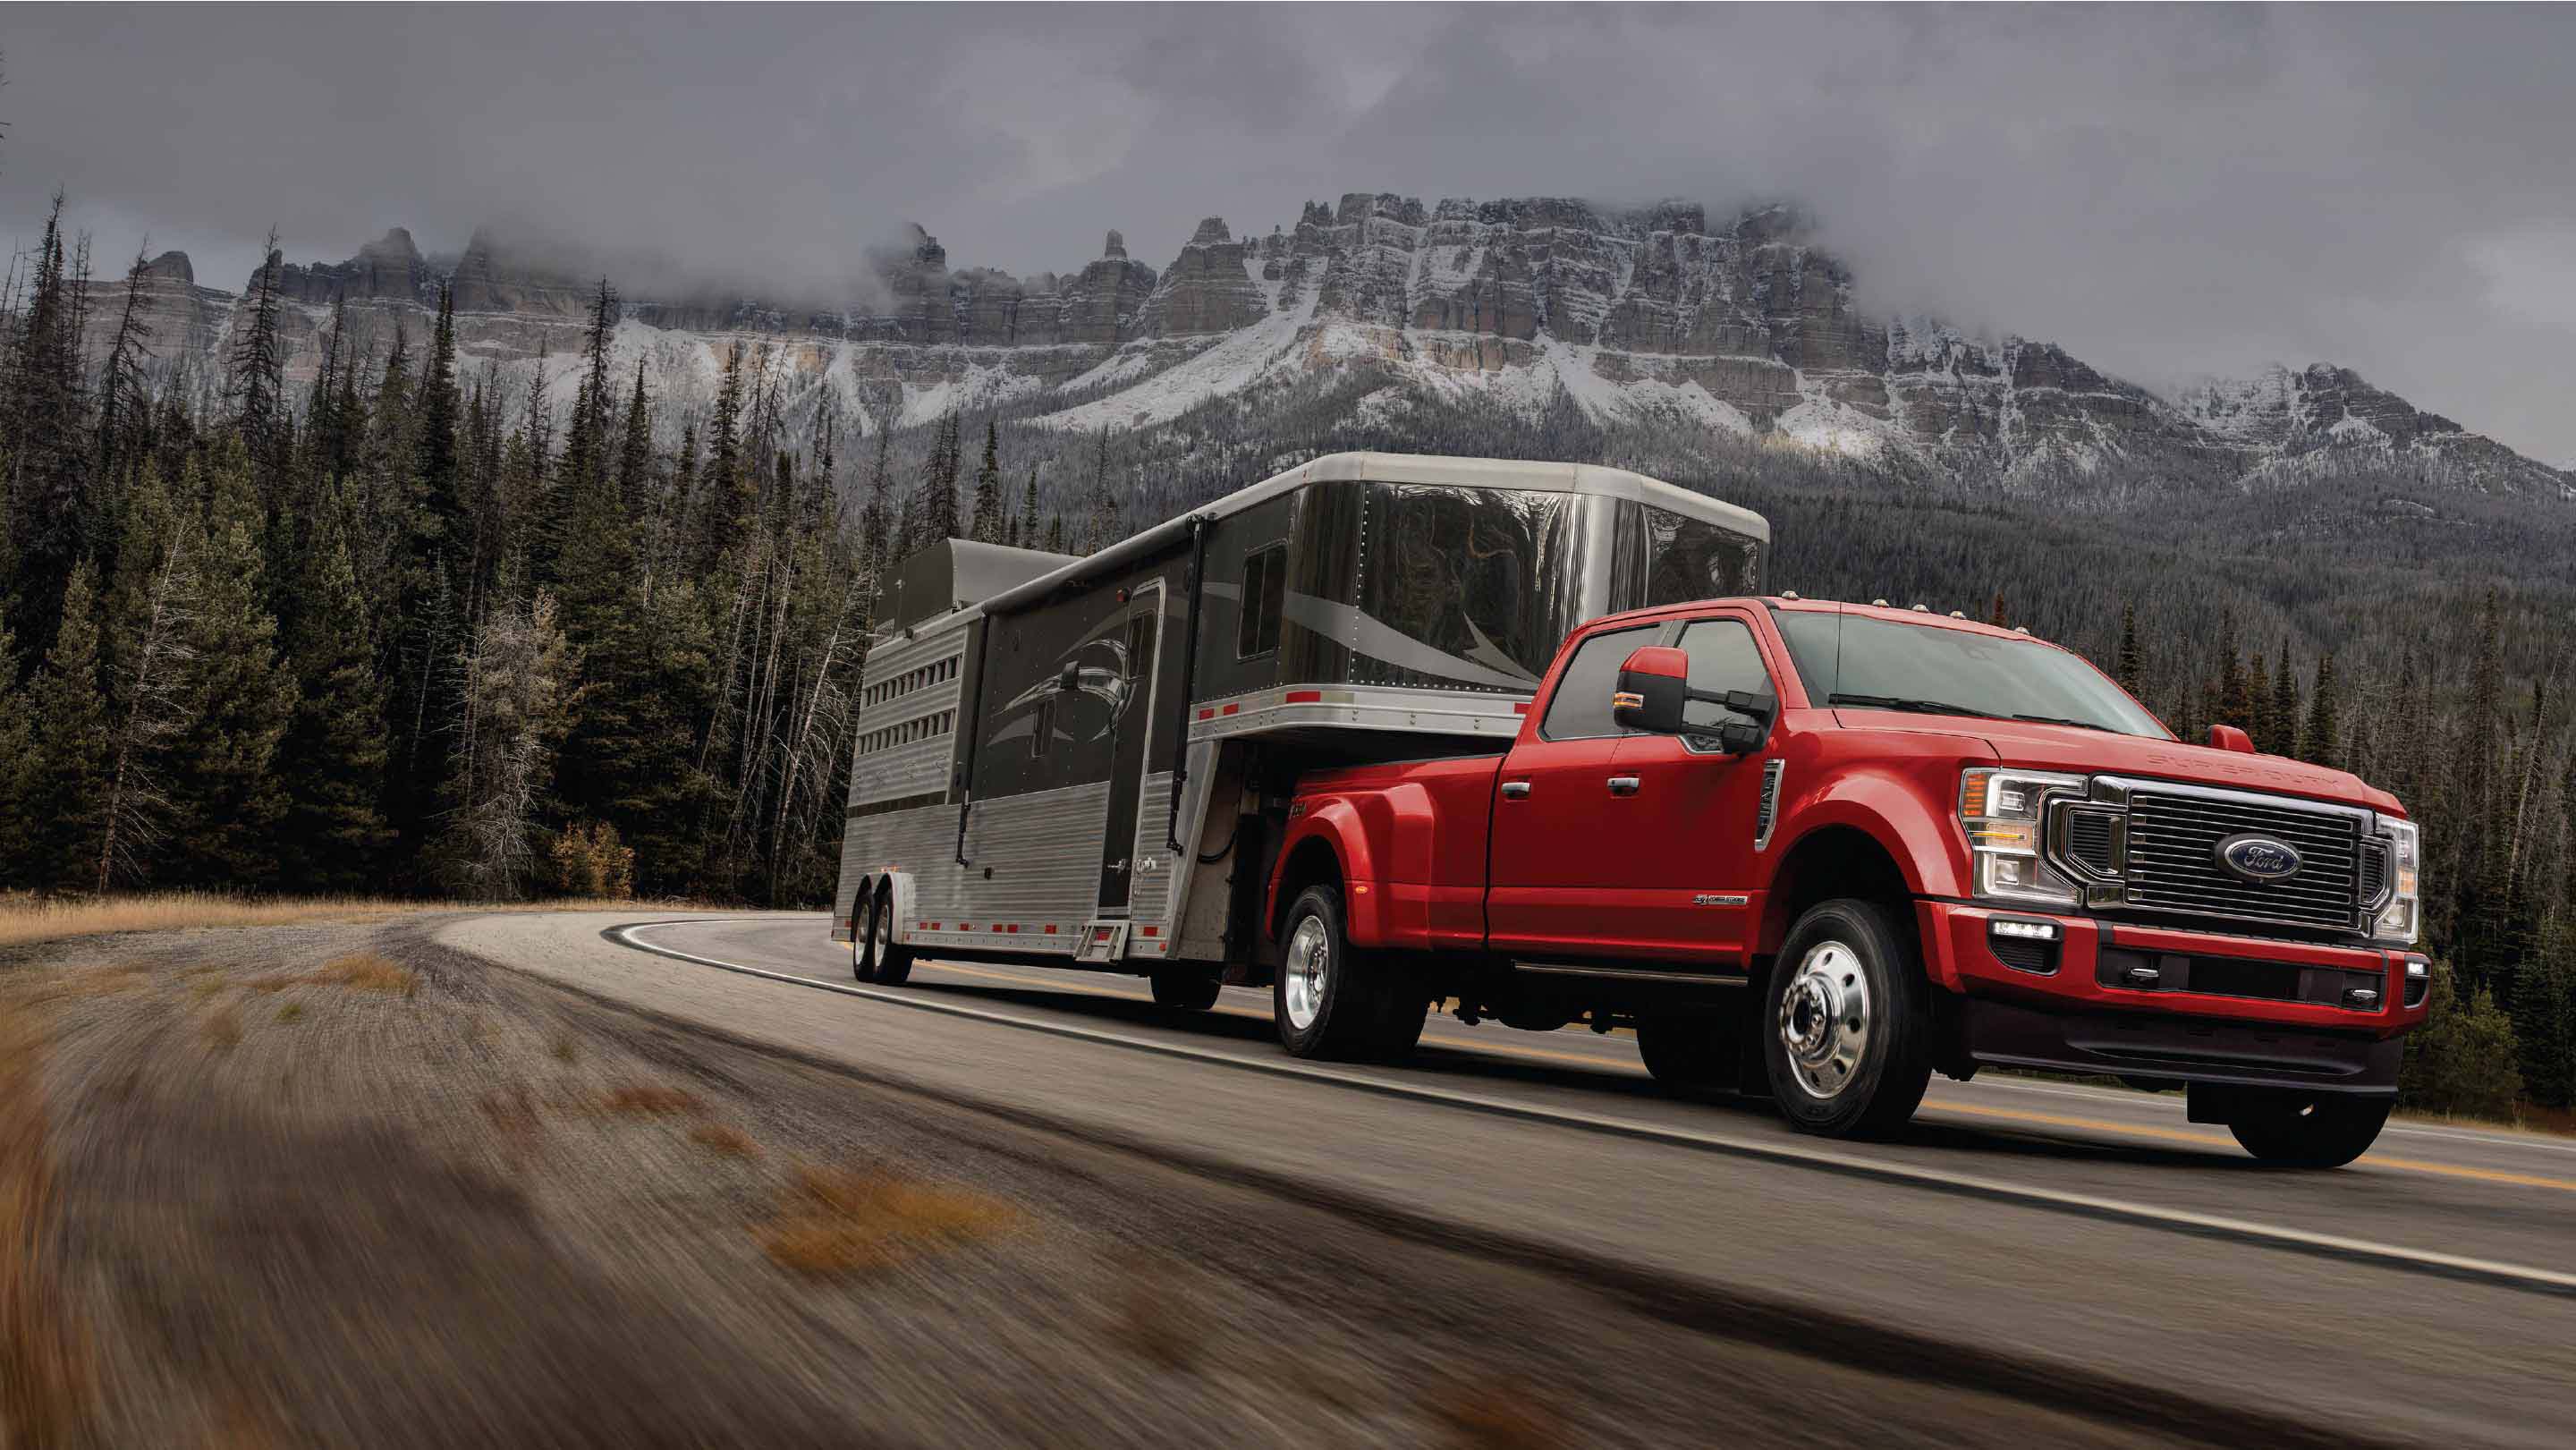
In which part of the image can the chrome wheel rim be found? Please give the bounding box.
[1777,939,1870,1100]
[871,896,893,959]
[1283,916,1331,1030]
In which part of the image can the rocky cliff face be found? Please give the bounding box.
[84,192,2569,498]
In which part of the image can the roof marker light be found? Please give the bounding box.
[2014,626,2030,635]
[1912,604,1931,613]
[1950,610,1967,619]
[1871,598,1889,606]
[1781,590,1801,600]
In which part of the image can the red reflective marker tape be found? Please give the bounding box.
[1284,690,1322,704]
[1221,703,1240,716]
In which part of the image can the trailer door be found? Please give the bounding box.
[1095,581,1166,914]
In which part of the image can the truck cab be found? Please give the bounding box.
[1267,596,2427,1167]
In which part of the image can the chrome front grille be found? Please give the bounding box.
[2122,788,2365,932]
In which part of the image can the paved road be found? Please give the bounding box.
[444,911,2576,1447]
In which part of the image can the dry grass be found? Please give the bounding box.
[304,953,419,996]
[275,1003,305,1024]
[0,998,98,1446]
[1421,1375,1572,1450]
[754,1166,1019,1280]
[688,1123,760,1159]
[603,1083,704,1117]
[0,890,732,953]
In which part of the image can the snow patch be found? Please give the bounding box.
[1037,271,1325,432]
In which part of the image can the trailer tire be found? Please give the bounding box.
[1762,898,1933,1140]
[852,886,879,983]
[2223,1091,2390,1168]
[1149,967,1222,1011]
[1637,1011,1740,1098]
[1274,885,1403,1061]
[870,882,913,986]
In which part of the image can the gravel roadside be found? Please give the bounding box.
[4,914,2170,1448]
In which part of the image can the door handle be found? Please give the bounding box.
[1607,776,1641,796]
[1500,781,1532,800]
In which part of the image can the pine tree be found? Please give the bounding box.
[1017,464,1040,551]
[93,242,156,518]
[968,418,1004,544]
[1080,428,1120,553]
[2245,650,2274,750]
[914,410,962,548]
[1986,591,2008,628]
[25,560,111,891]
[1045,512,1065,553]
[158,438,298,886]
[2211,616,2251,735]
[2268,640,2301,759]
[2299,652,2340,767]
[0,602,38,878]
[554,577,717,895]
[2512,924,2575,1110]
[276,508,393,892]
[4,192,95,657]
[859,425,894,576]
[696,341,752,573]
[230,228,290,494]
[2114,601,2143,696]
[615,360,655,516]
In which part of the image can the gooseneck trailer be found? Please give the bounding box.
[833,451,1768,994]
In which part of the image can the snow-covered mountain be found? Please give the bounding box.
[89,193,2572,500]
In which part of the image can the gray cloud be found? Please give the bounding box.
[4,4,2572,460]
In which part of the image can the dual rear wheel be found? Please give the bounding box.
[1273,884,1428,1062]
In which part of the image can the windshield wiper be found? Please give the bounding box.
[1827,693,1999,719]
[2011,713,2113,733]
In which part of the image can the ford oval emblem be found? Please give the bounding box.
[2216,834,2302,882]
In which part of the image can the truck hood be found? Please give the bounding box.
[1833,710,2404,816]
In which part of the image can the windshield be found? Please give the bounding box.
[1771,609,2173,740]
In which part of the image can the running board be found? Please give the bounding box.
[1074,921,1131,964]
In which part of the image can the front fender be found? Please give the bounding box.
[1785,765,1979,901]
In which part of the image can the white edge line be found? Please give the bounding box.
[608,920,2576,1299]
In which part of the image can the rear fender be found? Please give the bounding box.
[1267,793,1400,947]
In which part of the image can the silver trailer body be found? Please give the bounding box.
[833,452,1769,976]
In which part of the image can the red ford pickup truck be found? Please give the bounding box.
[1263,596,2428,1167]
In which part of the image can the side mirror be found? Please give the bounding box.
[1057,661,1081,694]
[2208,723,2255,755]
[1612,646,1690,734]
[1614,647,1776,756]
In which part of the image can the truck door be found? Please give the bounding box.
[1486,623,1657,956]
[1603,612,1784,968]
[1095,581,1166,915]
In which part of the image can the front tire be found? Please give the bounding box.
[2224,1092,2391,1168]
[1150,966,1222,1010]
[1762,898,1934,1139]
[870,883,913,986]
[1274,885,1419,1062]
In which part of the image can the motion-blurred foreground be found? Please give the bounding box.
[3,911,2209,1447]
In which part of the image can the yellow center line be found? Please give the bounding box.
[1925,1101,2576,1193]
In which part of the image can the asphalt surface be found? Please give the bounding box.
[445,911,2576,1447]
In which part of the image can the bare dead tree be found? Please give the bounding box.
[437,591,574,899]
[95,513,199,890]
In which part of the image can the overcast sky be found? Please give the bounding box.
[4,4,2572,461]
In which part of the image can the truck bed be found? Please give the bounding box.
[1289,751,1507,952]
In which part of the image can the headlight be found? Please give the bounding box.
[1959,767,2086,906]
[2372,817,2420,946]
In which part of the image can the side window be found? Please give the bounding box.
[1539,626,1654,741]
[1237,544,1284,658]
[1676,618,1773,731]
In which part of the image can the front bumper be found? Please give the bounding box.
[1916,901,2424,1093]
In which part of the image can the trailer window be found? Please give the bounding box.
[1644,507,1763,606]
[1540,626,1654,741]
[1237,544,1285,658]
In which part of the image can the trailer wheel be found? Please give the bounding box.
[852,886,879,983]
[2221,1091,2390,1168]
[1149,967,1222,1011]
[1761,898,1933,1140]
[870,882,913,986]
[1275,885,1407,1061]
[1637,1011,1739,1098]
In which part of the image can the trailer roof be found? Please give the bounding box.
[957,451,1770,625]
